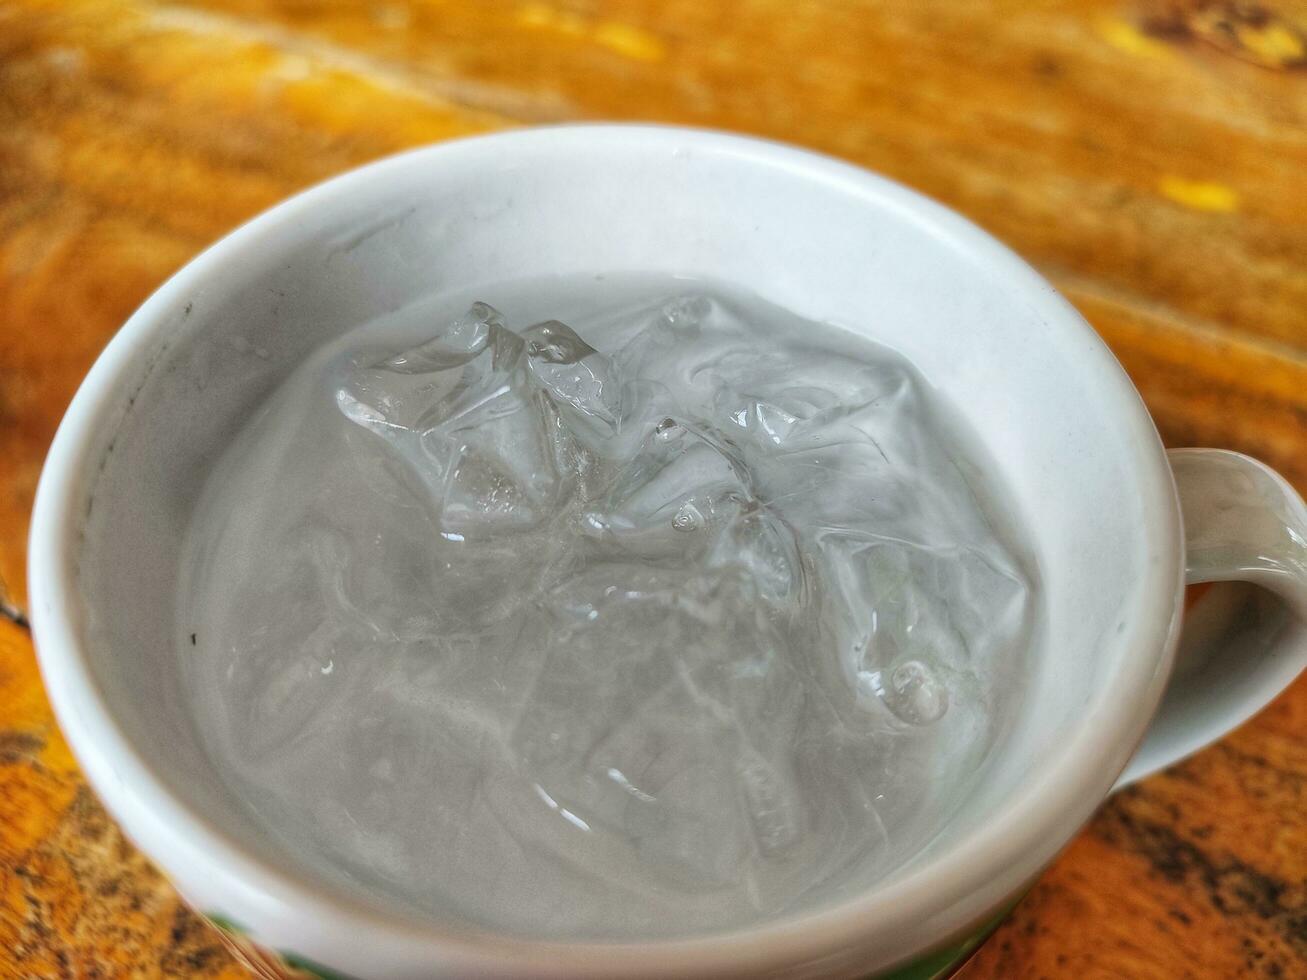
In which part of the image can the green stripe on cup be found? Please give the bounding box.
[205,897,1016,979]
[882,899,1017,980]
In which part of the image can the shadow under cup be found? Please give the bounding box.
[40,129,1181,974]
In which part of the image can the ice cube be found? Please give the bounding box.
[522,319,624,445]
[214,525,371,759]
[622,752,748,888]
[610,295,714,380]
[508,564,800,889]
[434,389,572,538]
[512,580,731,888]
[334,303,512,436]
[937,548,1032,662]
[336,304,573,537]
[334,303,524,445]
[413,319,527,434]
[705,505,803,604]
[813,526,1027,733]
[660,294,714,331]
[581,420,749,562]
[523,318,599,365]
[737,753,802,856]
[604,420,747,527]
[707,344,916,457]
[383,301,503,373]
[879,659,949,725]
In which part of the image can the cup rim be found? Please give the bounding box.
[28,124,1184,977]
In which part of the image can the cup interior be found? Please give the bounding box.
[40,127,1181,966]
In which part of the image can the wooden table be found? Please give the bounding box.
[2,1,1304,976]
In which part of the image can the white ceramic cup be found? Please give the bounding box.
[28,126,1307,979]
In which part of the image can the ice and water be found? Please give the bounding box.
[179,277,1036,938]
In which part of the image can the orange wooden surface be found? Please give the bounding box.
[1,1,1305,976]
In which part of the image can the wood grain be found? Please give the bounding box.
[0,0,1304,976]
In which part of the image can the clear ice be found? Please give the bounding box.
[179,280,1036,939]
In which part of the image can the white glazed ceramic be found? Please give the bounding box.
[27,126,1307,979]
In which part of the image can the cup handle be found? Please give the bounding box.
[1115,449,1307,789]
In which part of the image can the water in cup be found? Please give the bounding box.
[178,275,1038,938]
